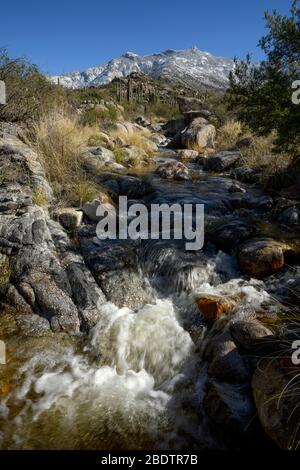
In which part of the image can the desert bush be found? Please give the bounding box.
[80,103,121,128]
[146,101,180,122]
[0,49,66,123]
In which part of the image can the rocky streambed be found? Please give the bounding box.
[0,122,300,450]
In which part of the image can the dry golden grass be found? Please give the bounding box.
[110,127,155,157]
[216,120,242,151]
[34,109,108,207]
[35,110,95,184]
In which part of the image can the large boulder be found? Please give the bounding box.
[238,238,292,277]
[204,151,242,172]
[181,118,216,150]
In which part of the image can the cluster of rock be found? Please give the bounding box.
[0,123,151,336]
[83,116,167,172]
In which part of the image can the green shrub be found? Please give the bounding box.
[0,49,66,123]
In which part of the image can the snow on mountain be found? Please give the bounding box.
[50,47,234,90]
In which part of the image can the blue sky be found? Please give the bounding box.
[0,0,292,75]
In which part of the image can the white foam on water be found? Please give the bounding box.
[0,299,194,449]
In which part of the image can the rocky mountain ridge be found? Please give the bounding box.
[50,47,235,90]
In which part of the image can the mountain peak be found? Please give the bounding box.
[122,51,139,59]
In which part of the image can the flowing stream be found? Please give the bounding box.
[0,152,298,450]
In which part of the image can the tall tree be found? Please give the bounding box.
[227,0,300,155]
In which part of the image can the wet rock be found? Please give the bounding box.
[149,123,163,133]
[208,341,250,384]
[48,220,107,331]
[208,219,256,251]
[181,118,216,150]
[196,294,235,323]
[204,151,241,172]
[202,330,250,384]
[119,176,153,198]
[97,269,152,310]
[156,161,190,181]
[238,238,291,277]
[252,357,300,449]
[231,167,260,184]
[54,208,83,231]
[278,206,299,226]
[15,313,51,337]
[229,193,273,211]
[230,320,273,352]
[66,260,107,330]
[203,380,256,441]
[228,183,246,193]
[79,233,152,310]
